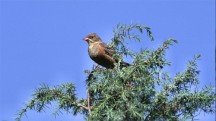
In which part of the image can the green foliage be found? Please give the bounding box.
[16,83,85,121]
[16,24,215,121]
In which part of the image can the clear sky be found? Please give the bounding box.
[0,0,215,121]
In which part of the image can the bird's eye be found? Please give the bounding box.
[90,36,94,39]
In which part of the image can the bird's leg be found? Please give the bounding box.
[94,64,104,71]
[94,64,100,70]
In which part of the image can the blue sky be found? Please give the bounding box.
[0,0,215,121]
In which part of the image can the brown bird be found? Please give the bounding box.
[83,33,129,69]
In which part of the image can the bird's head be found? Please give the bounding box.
[83,33,102,45]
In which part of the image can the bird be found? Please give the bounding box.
[83,33,129,69]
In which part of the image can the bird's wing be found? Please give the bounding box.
[99,42,130,67]
[99,42,115,56]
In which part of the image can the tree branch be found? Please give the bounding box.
[87,89,91,115]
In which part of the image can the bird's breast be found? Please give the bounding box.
[88,43,115,68]
[88,44,101,58]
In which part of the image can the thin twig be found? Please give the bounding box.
[77,104,89,110]
[87,89,91,114]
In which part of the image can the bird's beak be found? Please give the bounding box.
[83,37,89,41]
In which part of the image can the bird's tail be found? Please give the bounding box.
[120,61,130,67]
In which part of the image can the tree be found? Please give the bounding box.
[16,24,215,121]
